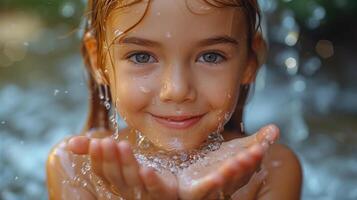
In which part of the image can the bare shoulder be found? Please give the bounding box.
[257,143,303,200]
[266,143,302,169]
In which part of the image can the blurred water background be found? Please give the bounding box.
[0,0,356,199]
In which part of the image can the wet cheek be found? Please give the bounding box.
[115,80,152,114]
[204,79,238,110]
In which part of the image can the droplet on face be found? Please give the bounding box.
[176,109,183,115]
[165,32,172,38]
[156,12,161,16]
[139,86,150,93]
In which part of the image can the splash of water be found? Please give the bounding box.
[133,130,224,174]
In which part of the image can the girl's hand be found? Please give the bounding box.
[67,137,178,200]
[176,124,280,200]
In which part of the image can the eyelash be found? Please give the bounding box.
[126,51,227,65]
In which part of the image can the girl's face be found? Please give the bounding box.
[103,0,255,150]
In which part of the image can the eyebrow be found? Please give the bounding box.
[117,35,239,47]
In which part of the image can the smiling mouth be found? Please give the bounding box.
[150,113,205,129]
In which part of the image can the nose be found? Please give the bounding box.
[159,63,196,103]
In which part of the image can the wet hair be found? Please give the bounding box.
[81,0,261,133]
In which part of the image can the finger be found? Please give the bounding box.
[218,145,263,194]
[195,173,224,200]
[233,144,264,179]
[194,173,224,199]
[140,167,177,199]
[67,136,90,154]
[118,141,143,187]
[228,145,264,192]
[239,124,280,148]
[89,138,105,179]
[101,138,127,189]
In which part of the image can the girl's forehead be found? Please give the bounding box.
[106,0,247,42]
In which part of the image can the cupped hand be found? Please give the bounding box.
[66,124,279,200]
[67,136,178,200]
[176,124,280,200]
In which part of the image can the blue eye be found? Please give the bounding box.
[198,52,225,64]
[128,52,157,64]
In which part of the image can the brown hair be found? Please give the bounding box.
[80,0,261,133]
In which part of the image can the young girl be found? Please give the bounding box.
[46,0,302,199]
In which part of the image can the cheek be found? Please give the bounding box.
[197,69,241,111]
[109,69,154,117]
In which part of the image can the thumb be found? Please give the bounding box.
[67,136,90,155]
[238,124,280,148]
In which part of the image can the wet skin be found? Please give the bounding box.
[66,125,278,200]
[46,0,302,199]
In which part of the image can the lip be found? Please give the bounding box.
[150,113,205,129]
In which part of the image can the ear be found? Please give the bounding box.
[83,32,109,85]
[241,32,267,84]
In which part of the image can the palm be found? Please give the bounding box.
[176,125,279,200]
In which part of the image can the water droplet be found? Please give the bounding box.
[82,181,88,187]
[133,131,224,175]
[114,30,123,37]
[61,2,75,18]
[156,12,161,16]
[180,153,188,162]
[165,32,172,38]
[139,86,150,93]
[53,89,60,96]
[1,121,6,125]
[64,90,69,94]
[271,160,282,168]
[224,112,231,122]
[14,176,19,181]
[199,5,211,11]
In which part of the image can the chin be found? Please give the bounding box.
[147,130,211,151]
